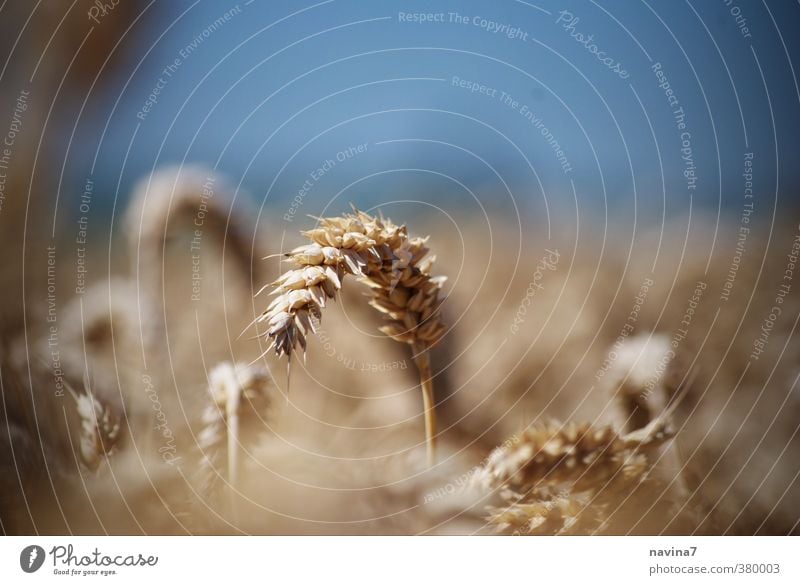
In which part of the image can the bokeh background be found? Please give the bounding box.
[1,0,799,535]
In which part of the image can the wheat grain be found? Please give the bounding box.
[68,378,122,471]
[476,416,675,534]
[257,209,446,357]
[256,209,446,463]
[477,417,672,491]
[486,490,591,535]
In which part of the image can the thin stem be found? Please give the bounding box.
[413,343,437,466]
[223,369,242,520]
[227,406,239,490]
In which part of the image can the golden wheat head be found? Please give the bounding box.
[256,208,447,464]
[256,208,446,359]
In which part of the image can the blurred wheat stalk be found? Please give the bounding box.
[198,362,271,516]
[257,208,447,464]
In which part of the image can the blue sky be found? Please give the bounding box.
[70,0,800,222]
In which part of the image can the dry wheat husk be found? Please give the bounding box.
[68,378,122,471]
[477,416,680,534]
[256,208,447,464]
[256,209,446,359]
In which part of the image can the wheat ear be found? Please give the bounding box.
[67,376,122,471]
[198,362,271,510]
[476,416,675,534]
[124,165,259,352]
[477,417,672,490]
[256,209,446,464]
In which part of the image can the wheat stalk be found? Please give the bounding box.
[256,208,446,464]
[197,362,271,511]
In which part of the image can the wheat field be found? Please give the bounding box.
[1,164,797,535]
[1,1,798,539]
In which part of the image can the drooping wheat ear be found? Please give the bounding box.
[475,416,675,534]
[68,378,122,471]
[124,165,259,350]
[256,209,447,464]
[197,362,271,508]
